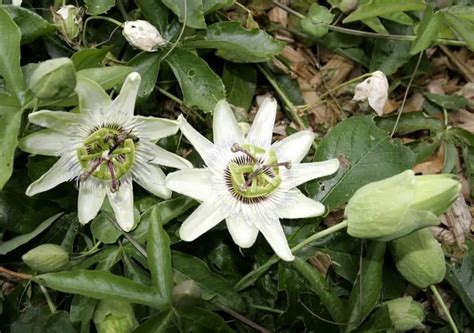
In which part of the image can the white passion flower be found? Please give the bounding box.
[165,97,340,261]
[353,70,389,116]
[20,72,191,231]
[123,20,166,52]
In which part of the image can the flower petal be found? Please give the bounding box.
[19,129,67,156]
[255,216,294,261]
[133,162,171,199]
[178,115,214,163]
[134,116,179,141]
[150,145,192,169]
[213,100,243,147]
[110,72,141,118]
[284,159,340,188]
[28,110,79,134]
[165,168,213,202]
[277,189,325,219]
[78,178,107,225]
[75,77,111,114]
[179,200,227,241]
[26,155,76,196]
[107,178,135,231]
[272,130,315,163]
[225,215,259,248]
[246,97,277,149]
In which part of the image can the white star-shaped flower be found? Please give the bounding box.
[165,97,339,261]
[20,72,191,231]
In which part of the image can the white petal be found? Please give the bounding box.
[150,145,192,169]
[353,71,388,116]
[277,189,325,219]
[285,159,340,188]
[133,162,171,199]
[134,116,179,141]
[246,97,277,149]
[78,178,107,225]
[225,215,259,248]
[255,217,294,261]
[28,110,79,134]
[75,77,111,114]
[19,129,67,156]
[165,168,213,202]
[179,200,227,241]
[178,115,214,163]
[26,155,76,196]
[110,72,141,118]
[272,131,315,164]
[107,179,135,231]
[213,100,243,147]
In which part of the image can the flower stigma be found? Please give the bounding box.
[225,143,291,204]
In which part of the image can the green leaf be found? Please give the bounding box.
[146,207,173,299]
[343,0,425,23]
[222,62,256,112]
[128,52,161,101]
[362,17,389,34]
[345,241,386,332]
[375,111,444,135]
[0,102,22,190]
[165,48,225,112]
[76,66,134,90]
[172,251,245,311]
[71,47,111,70]
[85,0,115,15]
[448,6,474,22]
[177,307,234,332]
[309,116,416,211]
[300,4,335,38]
[136,0,169,32]
[0,7,25,99]
[2,5,55,44]
[184,22,285,63]
[445,12,474,51]
[161,0,206,29]
[410,8,444,54]
[0,213,62,255]
[90,212,121,244]
[359,305,394,331]
[34,270,168,309]
[292,257,345,322]
[369,39,412,75]
[202,0,234,14]
[424,92,469,110]
[69,295,97,324]
[133,311,174,333]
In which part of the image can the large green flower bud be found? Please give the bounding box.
[22,244,69,273]
[93,299,137,333]
[29,57,76,101]
[390,228,446,288]
[385,297,425,331]
[345,170,460,241]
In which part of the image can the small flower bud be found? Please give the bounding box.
[345,170,461,241]
[384,297,425,331]
[53,5,83,44]
[390,228,446,289]
[172,280,201,307]
[93,299,137,333]
[22,244,69,273]
[29,57,76,101]
[122,20,166,52]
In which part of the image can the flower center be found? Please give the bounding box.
[224,144,291,204]
[76,125,138,191]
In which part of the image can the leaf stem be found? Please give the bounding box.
[39,284,57,314]
[82,16,124,48]
[430,284,459,333]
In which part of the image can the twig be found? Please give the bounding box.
[218,304,271,333]
[439,45,474,83]
[0,267,32,281]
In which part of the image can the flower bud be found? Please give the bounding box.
[384,297,425,331]
[122,20,166,52]
[93,299,137,333]
[53,5,83,43]
[29,57,76,101]
[346,170,461,241]
[22,244,69,273]
[390,228,446,289]
[172,280,201,307]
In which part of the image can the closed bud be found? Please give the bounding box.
[29,57,76,101]
[172,280,201,307]
[22,244,69,273]
[384,296,425,331]
[390,228,446,288]
[94,299,137,333]
[53,5,83,44]
[345,170,461,240]
[122,20,166,52]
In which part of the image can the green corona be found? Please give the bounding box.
[76,127,136,182]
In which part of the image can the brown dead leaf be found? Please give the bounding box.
[268,6,287,26]
[404,92,425,113]
[413,146,444,175]
[309,252,333,277]
[320,55,353,88]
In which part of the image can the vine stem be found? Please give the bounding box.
[82,16,124,48]
[430,285,459,333]
[39,285,57,314]
[235,221,349,291]
[271,0,466,46]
